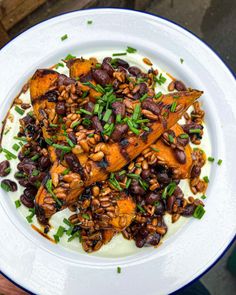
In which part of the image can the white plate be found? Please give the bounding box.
[0,8,235,295]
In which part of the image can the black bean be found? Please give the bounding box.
[22,163,37,175]
[139,227,149,238]
[128,66,141,76]
[58,74,75,86]
[173,186,184,199]
[129,180,146,196]
[141,169,151,179]
[141,98,160,115]
[112,79,120,90]
[18,179,30,187]
[174,80,186,91]
[18,151,25,161]
[115,58,129,69]
[135,236,146,248]
[177,134,189,146]
[117,66,127,73]
[146,233,161,246]
[1,179,17,192]
[133,92,141,100]
[44,90,58,102]
[110,124,128,142]
[92,69,110,86]
[139,83,148,95]
[24,186,37,200]
[145,192,161,205]
[68,132,77,145]
[156,171,171,184]
[21,114,35,125]
[167,195,176,212]
[56,102,66,115]
[191,165,201,178]
[111,101,126,117]
[181,204,196,217]
[155,201,165,215]
[64,153,83,175]
[91,116,103,132]
[79,72,93,83]
[173,148,186,164]
[39,156,51,170]
[0,160,10,177]
[20,194,34,208]
[101,57,114,77]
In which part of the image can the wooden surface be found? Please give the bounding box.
[0,275,28,295]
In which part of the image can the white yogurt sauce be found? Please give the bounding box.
[0,52,211,257]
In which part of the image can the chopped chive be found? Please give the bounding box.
[82,213,90,220]
[64,53,76,61]
[87,20,93,24]
[173,95,180,98]
[154,73,167,85]
[109,177,122,191]
[208,157,215,162]
[13,136,27,142]
[116,114,122,123]
[81,90,89,98]
[103,109,112,122]
[31,154,40,161]
[4,128,10,135]
[127,119,140,135]
[12,143,20,151]
[112,52,127,56]
[62,168,70,175]
[127,173,140,179]
[203,176,209,183]
[61,34,68,41]
[170,101,177,112]
[63,218,72,227]
[132,104,141,121]
[54,235,60,243]
[14,172,25,178]
[1,182,10,192]
[154,201,160,207]
[2,148,17,159]
[14,105,25,115]
[68,230,81,242]
[119,170,126,176]
[93,104,100,114]
[32,169,40,176]
[88,133,94,138]
[55,62,64,69]
[139,93,148,102]
[136,119,149,124]
[137,204,145,213]
[125,178,131,188]
[142,126,150,132]
[189,128,202,134]
[71,121,80,129]
[52,144,71,153]
[126,46,137,53]
[117,266,121,273]
[151,147,160,152]
[155,92,162,99]
[193,205,205,219]
[66,137,75,148]
[167,182,176,196]
[45,179,62,207]
[162,186,168,199]
[45,138,53,145]
[139,179,149,191]
[179,134,189,139]
[217,159,223,166]
[201,195,207,200]
[49,123,58,128]
[96,84,105,94]
[95,63,101,69]
[66,227,74,236]
[15,200,21,208]
[82,118,92,127]
[56,226,65,238]
[26,208,35,223]
[77,108,92,116]
[168,134,174,143]
[180,58,184,64]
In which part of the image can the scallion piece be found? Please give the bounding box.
[139,93,148,102]
[127,173,140,179]
[112,52,127,56]
[137,204,145,213]
[31,154,40,161]
[63,218,72,227]
[13,136,27,142]
[14,105,25,115]
[62,168,70,176]
[117,266,121,274]
[126,46,137,53]
[71,121,80,129]
[193,205,205,219]
[68,230,81,242]
[45,138,53,145]
[132,104,141,121]
[64,53,76,61]
[77,108,92,116]
[201,195,207,200]
[49,123,58,128]
[125,178,131,189]
[87,20,93,24]
[26,208,35,223]
[217,159,222,165]
[55,62,64,69]
[127,119,140,135]
[56,226,65,238]
[32,169,40,176]
[82,213,90,220]
[15,200,21,208]
[116,114,122,123]
[189,128,202,134]
[170,100,177,112]
[12,143,20,152]
[103,109,112,122]
[203,176,209,183]
[155,92,162,99]
[52,144,71,153]
[1,182,10,192]
[179,134,189,139]
[151,147,160,152]
[2,148,17,159]
[45,179,62,206]
[208,157,215,162]
[61,34,68,41]
[168,134,174,143]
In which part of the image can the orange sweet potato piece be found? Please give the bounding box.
[69,58,97,78]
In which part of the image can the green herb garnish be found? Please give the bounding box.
[103,109,112,122]
[14,105,25,115]
[179,134,189,139]
[193,205,205,219]
[170,101,177,112]
[137,204,145,213]
[203,176,209,183]
[52,144,71,153]
[12,143,20,152]
[15,200,21,208]
[112,52,127,56]
[126,46,137,53]
[189,128,202,134]
[82,213,90,220]
[61,34,68,41]
[87,20,93,24]
[217,159,223,165]
[117,266,121,273]
[13,136,27,142]
[1,182,10,192]
[208,157,215,162]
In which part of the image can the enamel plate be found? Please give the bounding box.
[0,8,235,295]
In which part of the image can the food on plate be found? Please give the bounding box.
[0,53,211,253]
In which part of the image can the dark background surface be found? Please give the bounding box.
[0,1,235,294]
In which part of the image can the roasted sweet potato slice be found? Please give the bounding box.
[68,57,97,78]
[151,124,193,178]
